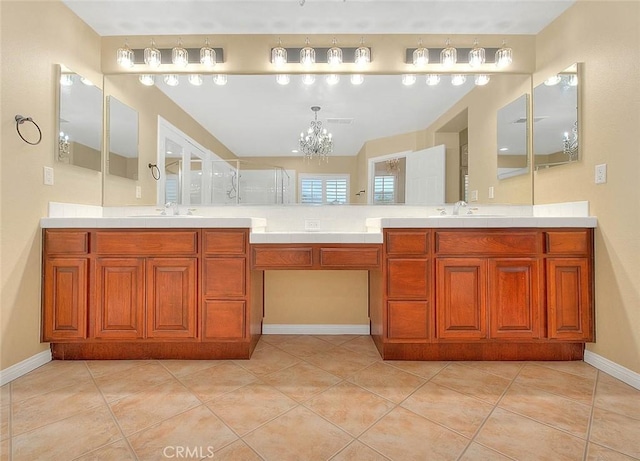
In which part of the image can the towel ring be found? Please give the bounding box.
[148,163,160,180]
[15,115,42,145]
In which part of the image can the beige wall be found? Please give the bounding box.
[533,0,640,373]
[1,1,103,369]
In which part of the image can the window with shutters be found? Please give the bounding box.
[299,174,349,204]
[373,175,395,203]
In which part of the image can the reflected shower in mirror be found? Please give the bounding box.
[57,65,102,171]
[534,63,579,169]
[108,96,139,179]
[497,94,529,180]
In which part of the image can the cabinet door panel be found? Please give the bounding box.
[387,301,429,340]
[547,258,592,341]
[203,257,246,298]
[203,301,246,340]
[146,258,197,339]
[436,258,487,339]
[387,258,429,298]
[489,259,541,339]
[43,258,88,340]
[95,258,145,339]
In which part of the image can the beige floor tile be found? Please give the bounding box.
[253,339,271,352]
[275,335,336,357]
[517,363,596,405]
[349,362,425,403]
[12,380,104,435]
[86,360,152,378]
[110,379,201,435]
[0,385,9,407]
[214,440,263,461]
[384,360,449,379]
[360,406,469,461]
[0,406,8,441]
[244,406,352,461]
[475,407,587,461]
[304,347,378,379]
[11,361,92,402]
[499,381,592,438]
[594,372,640,420]
[533,360,598,379]
[128,405,237,461]
[458,442,513,461]
[459,361,524,380]
[261,362,341,402]
[207,381,297,436]
[340,336,382,358]
[11,406,121,461]
[233,347,300,376]
[260,334,300,345]
[401,381,493,438]
[178,362,258,402]
[305,381,395,436]
[586,442,638,461]
[94,361,175,402]
[313,334,361,346]
[73,439,137,461]
[589,406,640,459]
[160,359,223,378]
[331,440,390,461]
[429,363,511,405]
[0,439,9,461]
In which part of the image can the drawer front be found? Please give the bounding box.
[95,231,198,255]
[319,247,381,268]
[203,257,246,298]
[435,231,540,255]
[546,230,590,255]
[387,258,429,298]
[203,230,246,255]
[252,247,313,269]
[203,300,246,340]
[45,230,89,255]
[386,231,429,255]
[387,301,429,340]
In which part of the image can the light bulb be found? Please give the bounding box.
[425,74,440,86]
[164,74,179,86]
[116,42,134,68]
[139,74,155,86]
[271,39,287,67]
[188,74,203,86]
[474,74,490,86]
[495,41,513,68]
[451,74,466,86]
[413,40,429,67]
[200,38,216,67]
[276,74,290,85]
[144,40,162,67]
[468,40,485,68]
[402,74,417,86]
[350,74,364,85]
[301,74,315,85]
[440,39,457,67]
[544,75,562,86]
[326,74,340,85]
[172,39,189,67]
[213,74,227,86]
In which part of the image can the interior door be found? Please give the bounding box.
[405,145,446,204]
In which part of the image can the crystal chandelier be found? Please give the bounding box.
[299,106,333,162]
[563,121,578,161]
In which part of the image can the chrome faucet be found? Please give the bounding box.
[453,200,468,215]
[164,201,179,215]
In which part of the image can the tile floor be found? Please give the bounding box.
[1,335,639,461]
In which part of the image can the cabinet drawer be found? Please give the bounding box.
[319,247,380,268]
[435,231,540,255]
[387,301,429,340]
[45,230,89,255]
[387,258,429,298]
[203,301,246,340]
[203,230,246,255]
[386,231,429,255]
[203,257,246,298]
[545,230,590,255]
[94,231,198,255]
[252,247,313,269]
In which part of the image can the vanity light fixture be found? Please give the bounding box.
[164,74,180,86]
[139,74,155,86]
[451,74,466,86]
[80,77,94,86]
[355,38,371,66]
[326,74,340,85]
[272,38,287,67]
[300,38,316,67]
[144,39,162,68]
[58,131,70,161]
[402,74,417,86]
[60,74,74,86]
[172,38,189,68]
[188,74,203,86]
[200,38,217,67]
[413,39,429,67]
[440,39,457,67]
[468,39,486,68]
[495,40,513,68]
[544,74,562,86]
[116,40,134,68]
[327,38,343,66]
[276,74,290,85]
[213,74,228,86]
[350,74,364,85]
[299,106,333,163]
[474,74,490,86]
[563,121,578,160]
[426,74,441,86]
[301,74,316,85]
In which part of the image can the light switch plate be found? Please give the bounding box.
[595,164,607,184]
[470,190,479,202]
[488,186,495,199]
[135,185,142,198]
[304,219,320,231]
[43,166,54,185]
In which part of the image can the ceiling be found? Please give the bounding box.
[64,0,575,158]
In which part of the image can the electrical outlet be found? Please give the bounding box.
[595,164,607,184]
[43,166,54,185]
[488,186,495,199]
[304,219,320,231]
[135,185,142,198]
[470,190,479,202]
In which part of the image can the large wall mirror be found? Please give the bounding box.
[534,63,580,169]
[107,96,139,179]
[497,94,529,180]
[57,65,102,171]
[102,73,533,206]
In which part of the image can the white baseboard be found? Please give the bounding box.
[0,349,52,386]
[584,350,640,390]
[262,324,370,335]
